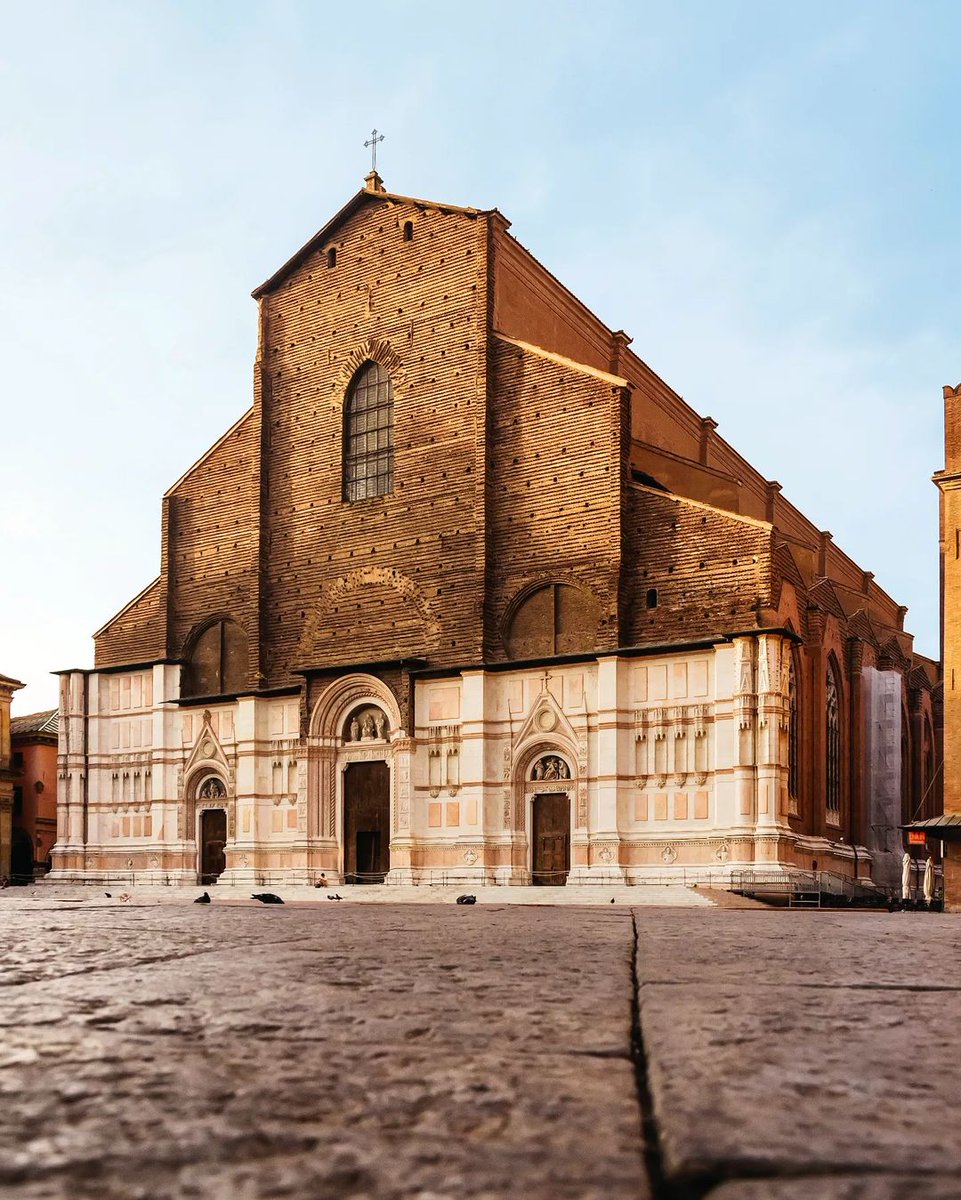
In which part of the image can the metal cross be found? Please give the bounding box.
[364,128,385,172]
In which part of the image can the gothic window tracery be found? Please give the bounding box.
[788,656,799,812]
[825,662,841,817]
[344,361,394,501]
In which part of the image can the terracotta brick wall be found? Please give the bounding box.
[486,338,628,657]
[625,486,773,645]
[256,199,491,681]
[95,579,164,667]
[165,411,260,671]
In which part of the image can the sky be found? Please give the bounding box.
[2,0,959,714]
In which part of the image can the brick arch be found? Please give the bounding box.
[333,337,407,407]
[501,577,601,660]
[181,614,249,698]
[297,567,441,666]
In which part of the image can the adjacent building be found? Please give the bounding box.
[0,672,25,881]
[9,710,59,882]
[51,173,938,889]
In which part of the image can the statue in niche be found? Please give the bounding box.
[362,713,377,740]
[533,755,570,782]
[199,777,225,800]
[349,716,361,742]
[374,711,386,740]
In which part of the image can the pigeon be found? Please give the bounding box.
[104,892,112,898]
[326,893,343,901]
[118,893,131,903]
[456,894,477,905]
[610,898,615,904]
[251,893,284,904]
[194,892,211,904]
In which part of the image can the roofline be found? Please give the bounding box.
[494,333,629,389]
[251,185,487,300]
[164,407,254,497]
[92,577,162,639]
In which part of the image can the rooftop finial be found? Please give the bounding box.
[364,128,386,193]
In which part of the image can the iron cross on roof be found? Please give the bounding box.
[364,128,385,172]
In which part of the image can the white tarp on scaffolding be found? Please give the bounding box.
[863,666,903,891]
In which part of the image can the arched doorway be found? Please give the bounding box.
[531,793,571,886]
[199,806,227,885]
[343,761,390,883]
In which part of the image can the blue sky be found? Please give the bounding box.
[2,0,959,712]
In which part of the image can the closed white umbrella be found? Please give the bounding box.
[901,852,913,901]
[923,856,935,904]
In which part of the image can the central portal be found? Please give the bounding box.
[343,761,390,884]
[199,809,227,885]
[531,792,570,886]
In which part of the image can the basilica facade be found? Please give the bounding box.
[52,173,939,889]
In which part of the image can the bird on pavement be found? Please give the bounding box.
[194,892,211,904]
[104,892,112,898]
[610,898,615,904]
[456,894,477,905]
[326,893,343,901]
[251,893,285,904]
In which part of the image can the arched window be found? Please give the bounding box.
[327,247,336,268]
[788,656,799,814]
[922,716,935,819]
[403,221,414,242]
[825,662,841,818]
[182,619,248,698]
[344,361,394,501]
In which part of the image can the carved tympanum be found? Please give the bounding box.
[198,777,226,800]
[345,705,389,743]
[531,755,570,781]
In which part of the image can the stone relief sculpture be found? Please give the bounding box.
[344,705,391,742]
[532,755,570,781]
[198,777,226,800]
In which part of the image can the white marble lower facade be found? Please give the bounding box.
[50,633,866,886]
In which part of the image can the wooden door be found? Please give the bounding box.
[532,793,570,886]
[199,809,227,884]
[344,762,390,884]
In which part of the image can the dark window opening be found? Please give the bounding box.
[646,588,658,609]
[403,221,413,242]
[13,787,23,817]
[344,361,394,501]
[788,657,799,805]
[825,664,841,815]
[327,247,336,268]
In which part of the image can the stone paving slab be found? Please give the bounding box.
[4,882,717,907]
[634,910,961,1192]
[0,904,647,1199]
[709,1177,961,1200]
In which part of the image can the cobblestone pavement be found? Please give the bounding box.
[1,899,960,1199]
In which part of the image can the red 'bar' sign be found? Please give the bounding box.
[908,831,928,845]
